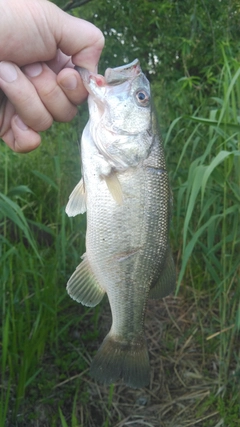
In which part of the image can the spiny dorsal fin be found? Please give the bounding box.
[65,178,86,217]
[67,253,105,307]
[103,173,123,205]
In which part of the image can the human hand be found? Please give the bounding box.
[0,0,104,152]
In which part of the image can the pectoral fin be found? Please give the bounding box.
[149,246,176,299]
[67,253,105,307]
[103,173,123,205]
[65,178,86,217]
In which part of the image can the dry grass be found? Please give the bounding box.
[65,290,224,427]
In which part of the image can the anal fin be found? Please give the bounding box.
[149,246,176,299]
[67,253,105,307]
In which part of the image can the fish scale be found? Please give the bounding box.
[66,59,176,388]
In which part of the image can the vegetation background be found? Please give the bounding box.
[0,0,240,426]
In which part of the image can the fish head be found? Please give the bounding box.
[77,59,151,133]
[103,59,151,135]
[76,60,153,169]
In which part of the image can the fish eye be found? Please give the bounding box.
[135,90,150,106]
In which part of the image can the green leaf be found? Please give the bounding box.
[186,115,240,132]
[201,150,235,199]
[183,164,207,249]
[0,193,41,261]
[59,407,69,427]
[32,170,58,191]
[7,185,33,198]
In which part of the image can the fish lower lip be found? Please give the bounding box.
[74,66,106,87]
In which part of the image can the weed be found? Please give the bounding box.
[172,48,240,396]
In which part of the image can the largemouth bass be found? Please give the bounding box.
[66,59,175,389]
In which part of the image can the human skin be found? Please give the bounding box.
[0,0,104,152]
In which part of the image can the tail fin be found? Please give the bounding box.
[90,333,150,389]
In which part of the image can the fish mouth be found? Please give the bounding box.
[104,58,141,85]
[75,58,141,89]
[74,66,106,87]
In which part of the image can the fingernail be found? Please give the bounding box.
[23,63,43,77]
[14,115,29,131]
[0,61,18,82]
[60,74,78,90]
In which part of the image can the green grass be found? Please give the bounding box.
[169,47,240,422]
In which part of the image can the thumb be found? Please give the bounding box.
[53,7,105,72]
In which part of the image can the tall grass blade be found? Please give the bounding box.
[32,170,58,190]
[201,150,237,200]
[59,407,69,427]
[0,193,41,260]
